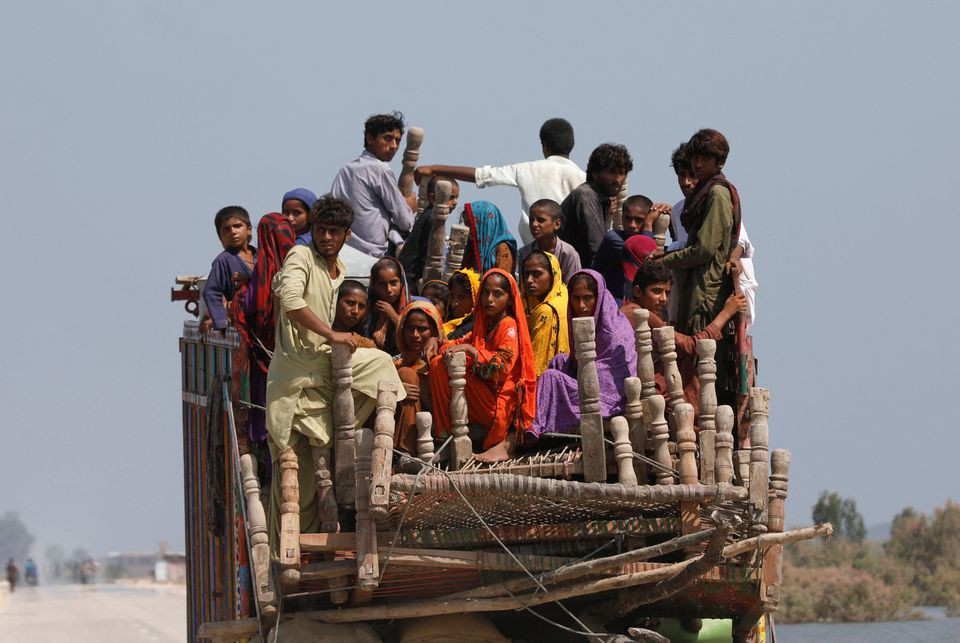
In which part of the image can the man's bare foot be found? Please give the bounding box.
[474,432,518,463]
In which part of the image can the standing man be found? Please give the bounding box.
[415,118,586,245]
[331,112,417,257]
[558,143,633,268]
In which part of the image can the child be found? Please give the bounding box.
[461,201,517,274]
[202,206,256,332]
[517,199,581,285]
[333,280,376,348]
[430,270,537,463]
[521,251,569,375]
[398,176,460,293]
[419,280,449,320]
[281,188,318,246]
[393,301,446,454]
[591,194,657,302]
[365,257,409,355]
[443,268,481,339]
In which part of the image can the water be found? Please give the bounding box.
[777,616,960,642]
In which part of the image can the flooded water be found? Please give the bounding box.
[778,614,960,642]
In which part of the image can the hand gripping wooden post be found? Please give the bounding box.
[423,180,452,283]
[623,377,647,482]
[652,327,685,413]
[675,403,701,544]
[443,224,470,281]
[653,212,671,253]
[239,453,276,615]
[397,126,424,198]
[573,317,607,482]
[714,405,735,485]
[445,350,471,468]
[353,424,379,602]
[631,308,657,399]
[369,381,399,522]
[609,416,637,485]
[416,175,431,218]
[748,388,771,532]
[762,449,792,609]
[696,339,718,485]
[415,412,435,464]
[278,448,301,591]
[311,446,339,533]
[331,343,357,511]
[647,394,673,485]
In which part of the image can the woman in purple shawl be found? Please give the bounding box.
[528,269,637,442]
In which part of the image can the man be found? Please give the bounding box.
[415,118,586,245]
[331,112,417,257]
[558,143,633,267]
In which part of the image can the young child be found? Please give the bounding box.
[430,270,537,463]
[281,188,318,246]
[419,280,449,320]
[591,194,656,302]
[393,301,446,454]
[521,251,569,375]
[398,176,460,293]
[443,268,481,339]
[517,199,581,285]
[333,280,376,348]
[365,257,409,355]
[202,206,256,332]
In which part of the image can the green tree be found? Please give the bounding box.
[812,491,866,543]
[0,511,35,563]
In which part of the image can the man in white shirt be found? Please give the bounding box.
[415,118,586,245]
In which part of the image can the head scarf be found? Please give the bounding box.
[471,269,538,436]
[235,213,296,370]
[622,234,658,284]
[282,188,318,211]
[443,268,481,337]
[462,201,517,274]
[394,300,447,356]
[366,256,409,350]
[521,251,570,375]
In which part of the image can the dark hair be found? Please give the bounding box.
[529,198,562,221]
[427,174,460,193]
[622,195,653,215]
[448,271,472,293]
[364,111,405,147]
[539,118,575,156]
[421,281,449,300]
[586,144,633,182]
[568,272,598,295]
[632,261,673,293]
[482,271,512,292]
[522,250,552,272]
[214,206,250,232]
[687,128,729,164]
[338,279,367,300]
[309,194,354,230]
[670,142,692,175]
[371,258,401,282]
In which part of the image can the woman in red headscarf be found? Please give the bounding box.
[393,300,446,455]
[429,269,537,463]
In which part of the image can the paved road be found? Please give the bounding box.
[0,583,186,642]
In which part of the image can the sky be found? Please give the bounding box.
[1,1,958,558]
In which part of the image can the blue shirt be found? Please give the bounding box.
[203,248,254,330]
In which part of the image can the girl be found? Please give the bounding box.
[393,301,446,454]
[443,268,481,339]
[461,201,517,274]
[365,257,409,355]
[430,270,536,463]
[521,251,570,376]
[281,188,318,246]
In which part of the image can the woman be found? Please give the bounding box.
[364,256,409,355]
[461,201,517,274]
[521,251,570,376]
[430,270,537,463]
[443,268,481,339]
[529,269,637,442]
[393,300,446,455]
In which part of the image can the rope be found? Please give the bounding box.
[238,400,267,411]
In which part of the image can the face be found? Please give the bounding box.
[522,257,553,301]
[677,171,698,198]
[335,290,368,330]
[365,129,402,162]
[401,310,435,353]
[528,207,560,241]
[596,166,627,198]
[448,282,473,319]
[282,199,310,234]
[690,155,724,182]
[430,184,460,212]
[480,275,511,321]
[311,222,350,258]
[569,279,598,318]
[218,217,252,250]
[634,281,671,317]
[622,205,646,235]
[373,266,403,304]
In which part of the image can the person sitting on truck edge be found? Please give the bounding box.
[364,257,409,356]
[558,144,633,268]
[330,111,417,257]
[393,300,446,455]
[202,206,256,333]
[521,251,569,376]
[333,280,375,349]
[414,117,586,245]
[443,268,481,339]
[265,194,405,552]
[279,188,318,247]
[591,194,661,303]
[398,175,460,294]
[430,270,537,463]
[517,199,581,286]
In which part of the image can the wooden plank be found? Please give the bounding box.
[331,343,357,510]
[573,317,606,482]
[278,448,301,590]
[369,382,399,520]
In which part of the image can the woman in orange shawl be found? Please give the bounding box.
[393,300,446,455]
[429,269,537,463]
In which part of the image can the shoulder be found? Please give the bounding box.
[210,249,232,267]
[708,183,733,204]
[283,245,314,267]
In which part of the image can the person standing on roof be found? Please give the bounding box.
[331,112,417,257]
[415,118,586,246]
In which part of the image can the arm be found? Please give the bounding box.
[372,169,415,234]
[583,193,608,261]
[662,187,733,270]
[203,254,233,330]
[276,249,358,349]
[674,293,747,357]
[415,165,479,184]
[471,319,519,380]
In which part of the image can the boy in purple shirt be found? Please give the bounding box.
[202,206,256,332]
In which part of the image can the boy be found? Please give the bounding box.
[202,206,256,332]
[591,194,657,301]
[517,199,581,284]
[333,280,376,348]
[397,175,460,293]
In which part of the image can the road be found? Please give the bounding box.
[0,583,186,642]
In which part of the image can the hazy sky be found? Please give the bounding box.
[1,1,957,558]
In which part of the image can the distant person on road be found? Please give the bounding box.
[330,112,417,257]
[415,117,586,245]
[6,558,18,592]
